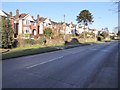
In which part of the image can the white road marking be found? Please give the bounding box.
[26,56,64,69]
[90,48,98,51]
[26,45,100,69]
[101,50,109,52]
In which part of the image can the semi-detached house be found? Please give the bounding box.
[13,9,54,38]
[14,9,38,38]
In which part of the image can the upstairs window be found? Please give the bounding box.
[25,20,29,25]
[33,22,36,26]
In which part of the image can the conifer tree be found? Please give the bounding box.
[1,17,14,48]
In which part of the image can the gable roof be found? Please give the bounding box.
[13,13,27,19]
[13,13,34,21]
[22,14,34,21]
[19,13,28,18]
[44,18,52,24]
[39,17,47,22]
[0,10,9,17]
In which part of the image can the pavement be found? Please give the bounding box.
[2,41,119,88]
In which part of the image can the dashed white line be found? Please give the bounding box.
[90,48,98,51]
[101,50,109,52]
[26,56,64,69]
[26,45,100,69]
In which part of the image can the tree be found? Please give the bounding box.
[44,28,53,39]
[100,31,109,39]
[76,9,93,40]
[0,17,2,47]
[1,17,14,48]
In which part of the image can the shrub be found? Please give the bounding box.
[26,39,35,45]
[24,34,31,38]
[97,35,104,41]
[17,38,35,47]
[79,32,92,38]
[37,37,45,45]
[17,38,25,47]
[64,38,80,45]
[100,31,109,39]
[44,28,53,38]
[12,39,18,48]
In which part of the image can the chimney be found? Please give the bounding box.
[16,9,19,19]
[31,16,34,19]
[37,14,40,21]
[10,11,12,17]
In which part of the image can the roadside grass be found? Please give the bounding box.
[2,38,105,60]
[80,41,105,44]
[2,47,60,60]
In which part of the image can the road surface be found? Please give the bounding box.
[3,41,119,88]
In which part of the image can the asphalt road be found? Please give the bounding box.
[2,41,119,88]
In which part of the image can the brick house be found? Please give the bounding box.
[37,16,53,34]
[13,9,38,38]
[0,9,14,31]
[2,9,85,39]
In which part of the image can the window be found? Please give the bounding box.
[24,27,30,34]
[33,22,36,26]
[25,20,29,25]
[26,30,29,33]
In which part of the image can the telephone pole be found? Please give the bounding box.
[63,14,66,42]
[64,14,65,23]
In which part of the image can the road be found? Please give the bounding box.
[2,41,119,88]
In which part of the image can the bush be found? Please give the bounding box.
[44,28,53,38]
[17,38,35,47]
[17,38,25,47]
[79,32,94,38]
[37,37,45,45]
[12,39,18,48]
[24,34,31,38]
[100,31,109,39]
[26,39,35,45]
[64,38,80,45]
[97,35,104,41]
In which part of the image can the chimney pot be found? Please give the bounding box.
[37,14,40,21]
[16,9,19,19]
[31,16,34,19]
[10,11,12,17]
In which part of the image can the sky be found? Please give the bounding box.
[2,2,118,32]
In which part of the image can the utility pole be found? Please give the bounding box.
[63,14,66,43]
[64,14,65,23]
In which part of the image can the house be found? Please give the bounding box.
[51,21,63,33]
[13,9,38,38]
[65,23,75,34]
[92,29,98,35]
[75,24,82,34]
[37,16,54,34]
[0,10,7,17]
[0,9,14,31]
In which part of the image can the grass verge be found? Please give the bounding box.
[2,47,60,60]
[2,41,104,60]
